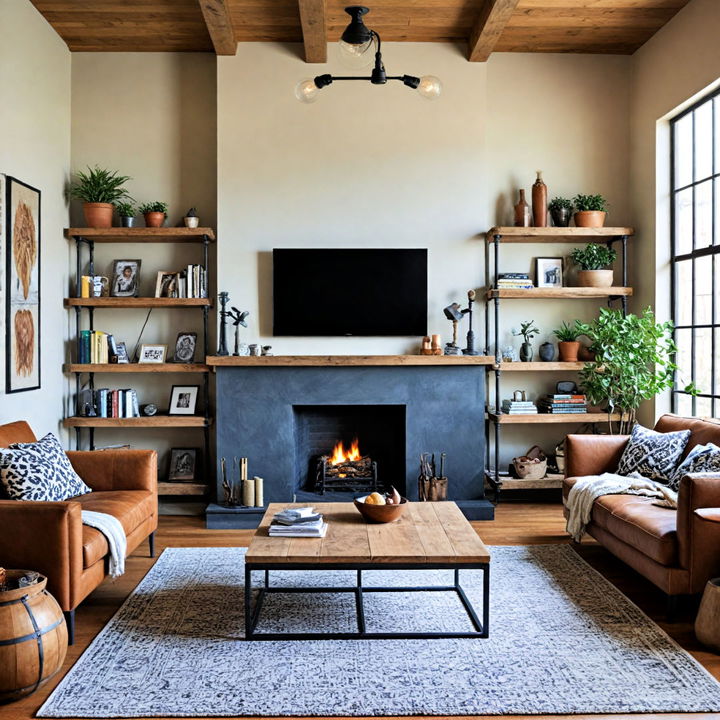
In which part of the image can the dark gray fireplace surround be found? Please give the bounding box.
[207,362,493,527]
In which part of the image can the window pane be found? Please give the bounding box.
[675,328,692,388]
[695,102,713,182]
[696,179,713,249]
[675,259,693,326]
[696,396,712,418]
[695,327,712,396]
[674,113,693,188]
[676,392,693,416]
[716,179,720,246]
[715,98,720,176]
[716,328,720,402]
[696,256,712,324]
[674,187,693,255]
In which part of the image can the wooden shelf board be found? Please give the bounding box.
[487,287,632,299]
[157,482,208,496]
[64,227,215,243]
[64,363,209,373]
[485,471,565,490]
[64,297,211,308]
[494,361,586,371]
[63,416,211,428]
[487,411,620,424]
[206,355,496,367]
[485,227,634,243]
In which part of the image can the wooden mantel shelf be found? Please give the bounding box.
[206,355,496,367]
[485,227,634,243]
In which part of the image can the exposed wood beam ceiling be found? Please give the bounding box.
[32,0,693,58]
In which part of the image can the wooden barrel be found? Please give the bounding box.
[0,570,68,703]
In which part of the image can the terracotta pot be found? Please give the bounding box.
[558,341,581,362]
[578,269,614,287]
[144,212,165,228]
[83,202,114,229]
[574,210,606,228]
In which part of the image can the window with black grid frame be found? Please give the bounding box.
[670,87,720,418]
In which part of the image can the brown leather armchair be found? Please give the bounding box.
[0,421,158,643]
[563,414,720,609]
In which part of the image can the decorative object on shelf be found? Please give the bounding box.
[570,242,617,287]
[254,476,264,507]
[696,577,720,652]
[155,270,178,298]
[502,390,538,415]
[220,457,242,507]
[217,291,230,356]
[554,439,566,474]
[261,345,273,356]
[227,306,249,356]
[573,194,608,228]
[168,384,199,415]
[139,201,168,228]
[512,445,547,480]
[463,289,479,356]
[110,259,141,297]
[69,166,131,229]
[549,197,573,227]
[513,189,531,227]
[115,201,136,228]
[141,403,158,416]
[248,344,261,356]
[539,341,555,362]
[554,321,582,361]
[501,346,518,362]
[168,448,198,482]
[535,257,563,288]
[539,388,587,414]
[421,335,443,356]
[418,452,448,502]
[138,344,167,364]
[114,342,129,364]
[421,336,432,354]
[295,6,441,103]
[513,320,539,362]
[442,302,464,355]
[87,275,109,297]
[497,272,533,290]
[77,388,97,417]
[173,332,197,363]
[183,207,199,229]
[5,176,41,393]
[532,171,548,227]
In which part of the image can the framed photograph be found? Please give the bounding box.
[168,385,199,415]
[5,176,41,394]
[138,344,167,364]
[114,342,129,364]
[173,332,197,363]
[155,270,178,298]
[536,257,563,288]
[168,448,199,482]
[111,259,141,297]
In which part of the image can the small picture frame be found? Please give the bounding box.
[91,276,109,297]
[168,385,199,415]
[138,344,167,364]
[155,270,178,298]
[173,332,197,363]
[168,448,199,482]
[114,342,129,364]
[110,259,141,297]
[536,257,563,288]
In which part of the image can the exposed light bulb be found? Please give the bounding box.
[417,75,442,100]
[295,78,320,103]
[338,38,374,69]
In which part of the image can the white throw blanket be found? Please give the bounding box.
[81,510,127,578]
[565,473,678,542]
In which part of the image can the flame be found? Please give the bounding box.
[329,437,361,465]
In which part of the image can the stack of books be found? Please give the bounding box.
[269,507,328,538]
[496,273,534,290]
[539,393,588,414]
[501,398,538,414]
[93,388,140,418]
[78,330,120,364]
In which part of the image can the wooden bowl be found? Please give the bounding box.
[354,496,408,523]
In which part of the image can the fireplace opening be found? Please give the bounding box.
[293,405,406,498]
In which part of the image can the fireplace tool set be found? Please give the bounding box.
[221,456,264,508]
[418,452,448,501]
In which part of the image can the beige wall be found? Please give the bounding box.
[0,1,71,437]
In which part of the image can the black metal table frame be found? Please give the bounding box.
[244,562,489,640]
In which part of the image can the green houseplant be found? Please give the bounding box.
[570,243,617,288]
[548,197,573,227]
[512,320,540,362]
[115,201,136,228]
[573,194,608,228]
[70,166,131,229]
[139,201,168,228]
[554,320,582,362]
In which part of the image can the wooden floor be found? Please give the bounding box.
[7,502,720,720]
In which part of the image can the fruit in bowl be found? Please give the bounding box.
[354,487,407,523]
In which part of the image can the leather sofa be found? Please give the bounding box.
[563,414,720,608]
[0,421,158,643]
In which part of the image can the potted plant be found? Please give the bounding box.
[512,320,540,362]
[70,166,131,229]
[139,201,168,228]
[570,243,617,287]
[184,207,199,229]
[573,194,608,228]
[549,197,573,227]
[115,201,136,228]
[554,321,582,362]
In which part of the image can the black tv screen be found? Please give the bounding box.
[273,249,427,336]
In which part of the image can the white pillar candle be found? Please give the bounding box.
[254,476,264,507]
[243,478,255,507]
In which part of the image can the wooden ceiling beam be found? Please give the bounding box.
[468,0,521,62]
[198,0,236,55]
[298,0,327,63]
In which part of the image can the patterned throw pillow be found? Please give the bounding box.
[617,424,691,485]
[0,433,92,501]
[669,442,720,491]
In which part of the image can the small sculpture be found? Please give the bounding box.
[183,207,199,229]
[463,289,478,356]
[141,403,158,416]
[226,306,249,356]
[443,302,464,355]
[217,292,230,356]
[261,345,273,356]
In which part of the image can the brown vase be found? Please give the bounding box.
[532,171,547,227]
[144,212,165,228]
[558,341,581,362]
[574,210,606,228]
[83,202,113,229]
[513,189,531,227]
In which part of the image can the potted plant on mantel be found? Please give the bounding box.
[554,321,582,362]
[549,197,573,227]
[115,201,136,228]
[573,194,608,228]
[139,201,168,228]
[570,243,617,287]
[70,166,132,229]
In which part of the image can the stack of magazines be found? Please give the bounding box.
[269,507,328,538]
[539,393,588,414]
[501,398,538,414]
[496,273,534,290]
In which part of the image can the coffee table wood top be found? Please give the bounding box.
[245,502,491,565]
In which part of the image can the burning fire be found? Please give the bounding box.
[329,437,361,466]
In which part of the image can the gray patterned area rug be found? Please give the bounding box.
[39,546,720,717]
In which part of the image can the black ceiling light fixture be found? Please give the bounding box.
[295,6,442,103]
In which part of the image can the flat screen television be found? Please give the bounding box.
[273,248,427,336]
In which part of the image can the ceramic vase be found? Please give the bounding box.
[550,206,571,227]
[513,190,531,227]
[120,216,134,228]
[532,171,548,227]
[520,342,533,362]
[539,342,555,362]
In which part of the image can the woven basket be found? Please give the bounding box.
[512,445,547,480]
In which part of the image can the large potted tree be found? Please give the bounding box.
[70,166,132,229]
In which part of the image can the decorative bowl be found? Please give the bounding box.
[353,496,408,523]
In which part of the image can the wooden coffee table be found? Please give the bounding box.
[244,501,490,640]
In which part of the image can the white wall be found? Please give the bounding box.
[0,1,71,438]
